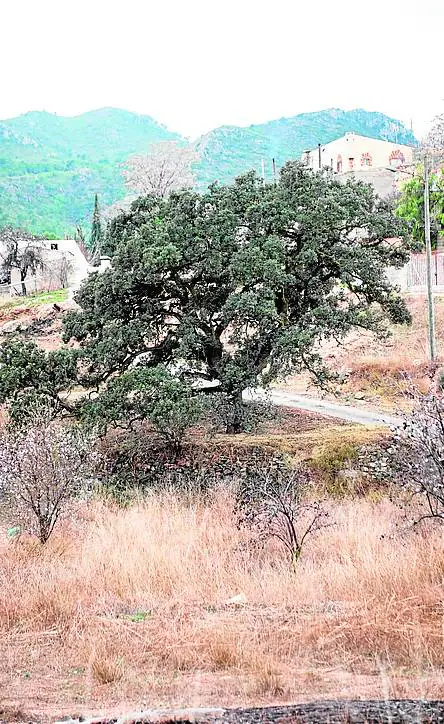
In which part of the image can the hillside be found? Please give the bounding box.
[0,108,182,235]
[0,107,415,237]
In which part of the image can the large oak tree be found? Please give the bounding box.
[0,162,411,432]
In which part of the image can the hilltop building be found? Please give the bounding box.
[302,132,414,173]
[301,132,414,197]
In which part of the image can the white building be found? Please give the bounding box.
[302,132,414,174]
[3,238,110,297]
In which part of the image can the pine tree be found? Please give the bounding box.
[90,194,102,264]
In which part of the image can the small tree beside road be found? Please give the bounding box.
[0,226,44,295]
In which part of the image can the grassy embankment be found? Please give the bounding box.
[0,289,68,314]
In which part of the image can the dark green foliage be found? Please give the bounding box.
[206,393,279,435]
[0,162,412,436]
[63,162,411,431]
[0,340,78,424]
[81,366,203,452]
[0,107,415,236]
[396,170,444,248]
[90,193,102,259]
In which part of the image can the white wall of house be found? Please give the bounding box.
[7,240,110,297]
[302,133,414,174]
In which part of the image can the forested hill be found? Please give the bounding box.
[0,107,415,237]
[0,108,181,235]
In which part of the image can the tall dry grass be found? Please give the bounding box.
[1,490,444,714]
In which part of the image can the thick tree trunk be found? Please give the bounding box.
[225,391,244,434]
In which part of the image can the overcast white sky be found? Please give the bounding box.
[1,0,442,139]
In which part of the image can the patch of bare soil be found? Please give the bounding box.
[0,300,76,352]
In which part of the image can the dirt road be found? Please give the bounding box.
[244,389,401,427]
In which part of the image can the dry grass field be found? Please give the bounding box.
[1,488,444,722]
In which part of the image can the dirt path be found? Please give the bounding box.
[245,389,401,427]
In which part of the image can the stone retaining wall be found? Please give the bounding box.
[55,700,444,724]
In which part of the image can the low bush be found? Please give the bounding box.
[237,460,329,569]
[0,411,100,543]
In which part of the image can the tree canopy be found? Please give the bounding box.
[0,162,411,433]
[396,169,444,248]
[122,141,198,199]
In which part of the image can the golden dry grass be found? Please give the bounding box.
[1,491,444,720]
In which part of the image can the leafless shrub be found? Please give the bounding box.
[365,394,444,524]
[0,227,45,296]
[237,463,329,569]
[0,412,100,543]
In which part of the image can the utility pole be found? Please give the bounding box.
[424,155,437,361]
[318,143,322,170]
[272,158,277,185]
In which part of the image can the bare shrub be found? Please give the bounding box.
[237,462,329,569]
[0,413,99,543]
[366,393,444,523]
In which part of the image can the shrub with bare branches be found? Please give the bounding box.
[365,394,444,524]
[0,226,45,296]
[123,141,199,199]
[237,462,329,569]
[0,413,100,543]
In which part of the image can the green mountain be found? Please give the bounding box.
[0,108,181,235]
[0,107,415,237]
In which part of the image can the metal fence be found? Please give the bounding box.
[0,276,65,298]
[406,252,444,291]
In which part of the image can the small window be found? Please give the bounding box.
[361,152,372,167]
[389,150,405,168]
[348,157,355,170]
[336,154,343,173]
[50,243,58,250]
